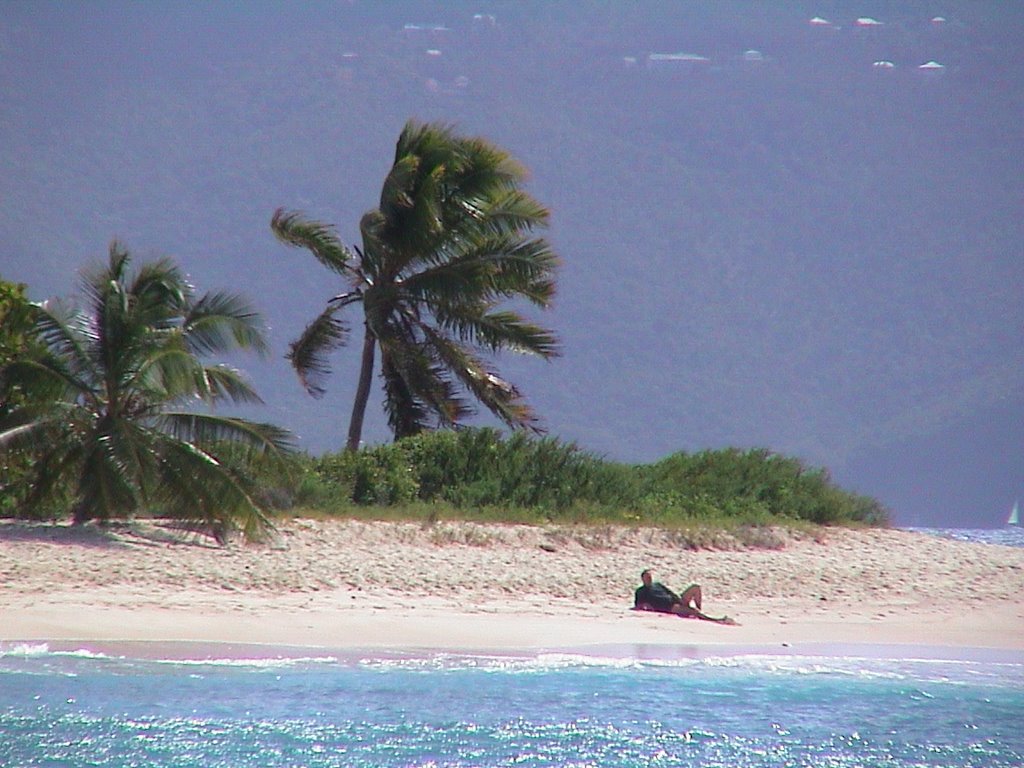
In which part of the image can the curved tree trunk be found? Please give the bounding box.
[346,325,376,452]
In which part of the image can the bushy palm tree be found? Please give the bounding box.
[0,244,294,541]
[272,120,560,451]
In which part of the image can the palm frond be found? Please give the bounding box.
[129,256,191,323]
[465,187,550,237]
[157,411,296,456]
[357,211,390,283]
[184,290,269,357]
[271,208,357,277]
[485,238,559,305]
[445,161,533,232]
[0,405,76,451]
[0,357,89,409]
[379,154,420,221]
[149,431,273,542]
[130,346,201,403]
[0,419,42,450]
[440,310,561,358]
[458,135,528,184]
[198,364,266,406]
[405,235,558,308]
[132,348,262,408]
[103,416,164,501]
[393,120,460,175]
[287,302,352,397]
[379,332,469,436]
[79,241,132,311]
[29,301,96,381]
[379,157,447,265]
[76,430,143,521]
[380,351,434,438]
[422,327,542,433]
[21,437,85,515]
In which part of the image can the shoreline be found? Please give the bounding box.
[5,638,1023,666]
[3,519,1022,659]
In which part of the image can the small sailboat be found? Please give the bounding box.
[1008,500,1020,527]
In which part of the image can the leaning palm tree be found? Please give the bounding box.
[0,243,294,542]
[272,120,560,451]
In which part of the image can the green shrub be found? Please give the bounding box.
[311,428,625,513]
[638,447,887,525]
[315,445,419,505]
[285,430,888,528]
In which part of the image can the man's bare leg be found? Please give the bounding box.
[672,604,738,624]
[679,584,702,610]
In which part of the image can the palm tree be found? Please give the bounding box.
[272,120,560,451]
[0,243,294,542]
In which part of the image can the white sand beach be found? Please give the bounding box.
[2,519,1021,654]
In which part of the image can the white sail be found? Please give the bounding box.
[1009,500,1020,527]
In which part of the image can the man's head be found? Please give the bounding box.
[640,569,653,586]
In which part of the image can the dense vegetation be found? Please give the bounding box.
[269,428,888,530]
[0,280,42,517]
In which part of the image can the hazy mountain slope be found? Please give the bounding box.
[1,2,1021,524]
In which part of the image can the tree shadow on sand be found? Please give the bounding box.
[0,520,224,550]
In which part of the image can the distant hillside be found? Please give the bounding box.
[1,2,1021,525]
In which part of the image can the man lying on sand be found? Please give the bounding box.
[634,569,738,625]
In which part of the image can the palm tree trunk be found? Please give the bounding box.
[346,325,376,452]
[71,500,91,526]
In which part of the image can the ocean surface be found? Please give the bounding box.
[905,525,1024,548]
[2,642,1022,768]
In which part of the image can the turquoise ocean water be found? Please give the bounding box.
[2,642,1022,768]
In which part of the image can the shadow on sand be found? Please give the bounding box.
[0,520,223,549]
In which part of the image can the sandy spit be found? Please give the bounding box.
[2,519,1022,654]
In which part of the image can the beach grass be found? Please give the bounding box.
[279,502,826,551]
